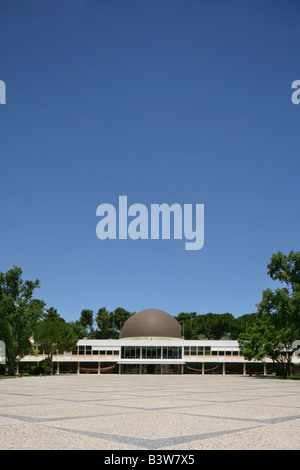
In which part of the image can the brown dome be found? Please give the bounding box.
[120,309,182,339]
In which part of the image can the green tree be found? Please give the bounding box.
[258,251,300,330]
[95,307,133,338]
[33,320,78,372]
[95,307,116,338]
[43,307,65,323]
[238,315,298,377]
[79,309,94,336]
[68,320,87,339]
[175,312,197,339]
[239,251,300,377]
[230,313,258,339]
[0,267,44,375]
[197,313,234,340]
[113,307,133,334]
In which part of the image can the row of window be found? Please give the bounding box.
[184,346,239,356]
[121,346,182,359]
[38,345,240,357]
[72,346,119,356]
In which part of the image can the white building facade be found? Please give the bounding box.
[19,309,300,375]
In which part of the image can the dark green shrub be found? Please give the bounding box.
[39,358,52,375]
[28,358,52,376]
[28,365,40,375]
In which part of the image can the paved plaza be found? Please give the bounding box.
[0,374,299,450]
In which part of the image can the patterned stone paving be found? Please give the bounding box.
[0,374,299,450]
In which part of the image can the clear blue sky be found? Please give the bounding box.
[1,0,299,322]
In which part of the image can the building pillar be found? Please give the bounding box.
[77,361,80,374]
[243,362,246,376]
[264,363,267,376]
[140,364,142,374]
[118,363,121,374]
[202,362,205,375]
[98,362,101,374]
[160,364,163,374]
[181,364,184,374]
[222,362,226,375]
[56,362,59,375]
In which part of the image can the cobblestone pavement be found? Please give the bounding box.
[0,374,299,450]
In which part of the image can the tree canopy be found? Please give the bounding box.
[238,251,300,376]
[0,266,44,375]
[33,320,78,363]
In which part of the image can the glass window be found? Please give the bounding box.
[163,347,182,359]
[106,350,113,355]
[86,346,92,355]
[191,346,197,355]
[79,346,85,355]
[93,349,99,355]
[184,346,190,355]
[142,347,161,359]
[197,346,204,355]
[121,346,140,359]
[225,350,232,356]
[100,350,106,355]
[212,350,218,355]
[205,347,211,355]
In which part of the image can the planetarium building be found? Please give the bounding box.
[19,309,300,375]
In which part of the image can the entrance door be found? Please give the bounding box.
[142,364,161,374]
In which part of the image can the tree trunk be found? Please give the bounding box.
[7,356,15,376]
[50,352,54,375]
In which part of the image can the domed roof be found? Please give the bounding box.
[120,309,182,339]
